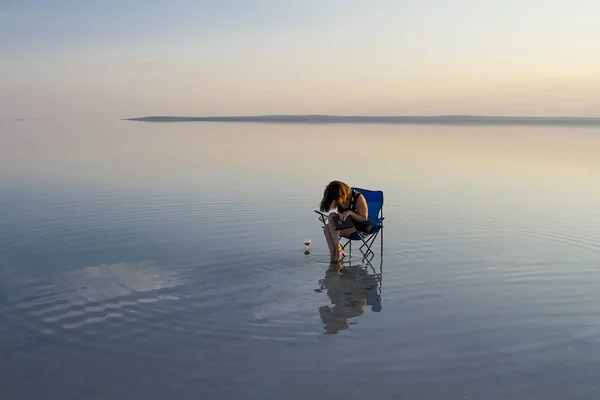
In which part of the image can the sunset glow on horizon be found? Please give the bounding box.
[2,0,600,119]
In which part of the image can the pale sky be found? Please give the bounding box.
[1,0,600,119]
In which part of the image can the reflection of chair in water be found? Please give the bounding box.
[317,260,383,334]
[363,257,383,312]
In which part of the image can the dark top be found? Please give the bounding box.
[338,189,370,233]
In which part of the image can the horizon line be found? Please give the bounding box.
[125,114,600,126]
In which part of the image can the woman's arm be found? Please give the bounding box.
[340,195,368,222]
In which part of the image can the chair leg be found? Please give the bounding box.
[363,232,379,253]
[356,228,385,262]
[341,239,350,251]
[341,227,383,262]
[358,237,375,261]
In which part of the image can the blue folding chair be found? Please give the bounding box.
[315,187,384,261]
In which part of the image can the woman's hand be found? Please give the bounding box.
[339,210,353,221]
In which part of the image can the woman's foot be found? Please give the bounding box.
[329,259,343,267]
[331,246,344,264]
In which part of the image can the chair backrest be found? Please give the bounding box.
[352,187,384,221]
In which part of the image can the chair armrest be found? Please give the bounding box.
[314,210,328,223]
[365,217,384,225]
[363,217,384,230]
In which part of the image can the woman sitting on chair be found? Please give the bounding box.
[320,181,369,263]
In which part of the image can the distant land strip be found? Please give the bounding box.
[125,115,600,126]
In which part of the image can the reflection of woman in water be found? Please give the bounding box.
[318,265,368,334]
[319,181,370,263]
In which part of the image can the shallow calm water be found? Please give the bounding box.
[3,120,600,399]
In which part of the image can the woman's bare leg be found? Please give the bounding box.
[325,213,359,262]
[323,225,336,261]
[326,213,346,262]
[323,213,339,261]
[335,227,358,261]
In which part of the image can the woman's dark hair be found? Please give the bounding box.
[320,181,351,212]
